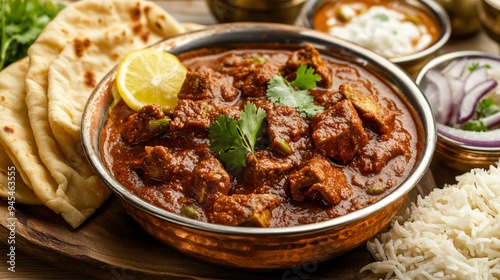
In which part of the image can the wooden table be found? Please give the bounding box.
[1,0,499,279]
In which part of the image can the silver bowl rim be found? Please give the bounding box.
[300,0,452,64]
[416,50,500,153]
[81,22,436,236]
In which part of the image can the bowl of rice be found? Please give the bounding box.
[300,0,451,76]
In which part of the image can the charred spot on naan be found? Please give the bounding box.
[84,71,97,88]
[2,126,14,134]
[130,2,142,21]
[74,37,91,57]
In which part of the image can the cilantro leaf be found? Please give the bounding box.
[290,64,322,90]
[476,97,500,118]
[460,119,488,132]
[238,102,267,154]
[266,64,324,117]
[1,0,65,70]
[209,103,266,174]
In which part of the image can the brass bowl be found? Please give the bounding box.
[478,0,500,44]
[206,0,307,24]
[435,0,481,38]
[415,51,500,174]
[300,0,451,76]
[82,23,436,270]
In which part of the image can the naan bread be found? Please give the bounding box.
[0,144,41,206]
[0,58,42,205]
[20,0,188,228]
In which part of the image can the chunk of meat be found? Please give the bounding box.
[140,146,199,181]
[284,44,332,88]
[232,60,280,97]
[190,157,231,208]
[121,104,170,144]
[311,99,368,163]
[339,84,395,134]
[353,121,412,175]
[266,105,310,155]
[169,99,239,133]
[248,150,293,175]
[210,194,280,227]
[178,71,239,102]
[288,157,352,205]
[310,88,344,108]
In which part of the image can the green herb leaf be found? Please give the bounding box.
[460,119,488,132]
[0,0,65,70]
[476,97,500,118]
[290,64,322,90]
[374,13,389,22]
[266,64,323,117]
[209,103,266,174]
[238,102,267,154]
[467,62,480,72]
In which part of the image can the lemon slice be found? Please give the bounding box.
[116,48,187,111]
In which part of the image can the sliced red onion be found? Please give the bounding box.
[481,111,500,129]
[442,57,467,78]
[448,77,465,107]
[456,79,498,124]
[422,69,453,124]
[437,123,500,148]
[464,66,488,93]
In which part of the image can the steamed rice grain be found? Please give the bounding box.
[361,163,500,280]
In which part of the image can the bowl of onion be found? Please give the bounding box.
[416,51,500,172]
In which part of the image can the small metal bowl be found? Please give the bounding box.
[300,0,451,76]
[416,51,500,174]
[206,0,307,24]
[82,23,436,270]
[478,0,500,44]
[434,0,481,38]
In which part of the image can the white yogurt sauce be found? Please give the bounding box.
[328,5,432,58]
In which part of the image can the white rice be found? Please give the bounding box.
[361,161,500,280]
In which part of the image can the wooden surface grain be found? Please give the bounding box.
[1,0,499,279]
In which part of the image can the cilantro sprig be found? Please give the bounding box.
[0,0,64,70]
[266,64,323,117]
[208,102,266,174]
[460,98,500,132]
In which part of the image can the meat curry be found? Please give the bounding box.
[101,44,420,227]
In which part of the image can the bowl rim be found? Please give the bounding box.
[81,22,436,236]
[300,0,452,64]
[415,50,500,153]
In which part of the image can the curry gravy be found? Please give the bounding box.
[101,45,419,227]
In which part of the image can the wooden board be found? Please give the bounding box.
[0,170,439,280]
[2,1,497,278]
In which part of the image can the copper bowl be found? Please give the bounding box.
[81,23,436,270]
[435,0,481,38]
[478,0,500,44]
[206,0,307,24]
[300,0,451,76]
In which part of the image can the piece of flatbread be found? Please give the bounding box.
[0,58,42,205]
[20,0,188,228]
[0,143,42,206]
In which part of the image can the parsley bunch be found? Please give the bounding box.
[208,103,266,174]
[0,0,64,70]
[266,64,323,117]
